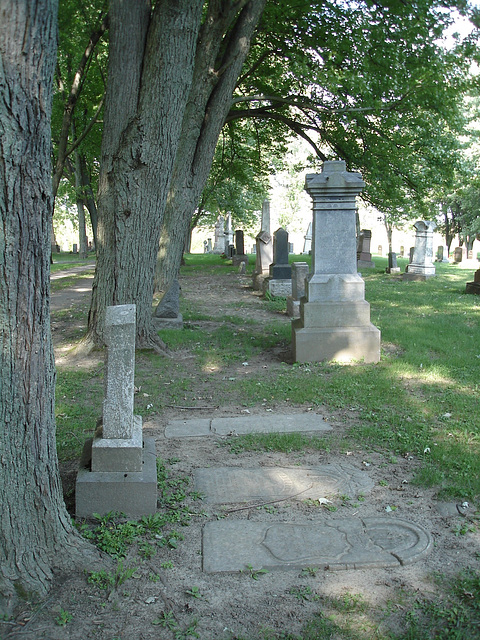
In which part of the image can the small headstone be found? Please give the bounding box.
[399,245,405,257]
[224,214,234,247]
[386,251,400,274]
[232,230,248,267]
[153,279,183,329]
[357,229,375,269]
[466,268,480,295]
[403,221,436,281]
[378,245,383,256]
[442,245,450,263]
[227,244,235,258]
[73,243,78,254]
[263,227,292,297]
[454,247,463,263]
[207,238,213,253]
[287,261,309,317]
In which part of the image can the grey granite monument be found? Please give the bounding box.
[403,220,436,281]
[292,161,381,363]
[76,304,157,517]
[356,229,375,269]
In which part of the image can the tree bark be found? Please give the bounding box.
[86,0,203,348]
[154,0,266,293]
[0,0,99,609]
[75,150,88,258]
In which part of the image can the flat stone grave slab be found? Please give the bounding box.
[165,413,332,438]
[202,517,432,573]
[194,463,374,504]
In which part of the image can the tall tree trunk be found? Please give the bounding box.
[86,0,203,348]
[0,0,98,609]
[154,0,266,293]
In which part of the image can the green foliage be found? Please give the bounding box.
[87,561,136,591]
[54,608,73,626]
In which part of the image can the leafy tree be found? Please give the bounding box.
[0,0,99,607]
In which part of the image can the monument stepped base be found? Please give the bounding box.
[75,436,157,518]
[292,321,380,363]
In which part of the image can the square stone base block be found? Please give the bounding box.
[75,436,157,518]
[153,314,184,330]
[263,278,292,297]
[403,272,435,281]
[466,281,480,295]
[286,296,300,318]
[292,322,380,363]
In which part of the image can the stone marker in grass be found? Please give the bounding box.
[292,160,380,363]
[76,304,157,517]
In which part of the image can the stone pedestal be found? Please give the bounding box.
[252,229,273,291]
[466,269,480,295]
[292,161,380,363]
[386,252,400,274]
[403,221,436,281]
[76,304,157,517]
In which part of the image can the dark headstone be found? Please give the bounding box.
[154,280,180,318]
[235,230,245,256]
[269,228,291,280]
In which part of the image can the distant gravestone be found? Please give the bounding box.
[399,246,405,257]
[292,161,380,363]
[263,227,292,297]
[76,304,157,517]
[252,230,273,291]
[153,279,183,329]
[224,214,234,248]
[212,217,225,254]
[454,247,463,263]
[232,230,248,267]
[303,222,312,254]
[386,252,400,274]
[404,221,436,281]
[287,261,309,317]
[466,269,480,295]
[357,229,375,269]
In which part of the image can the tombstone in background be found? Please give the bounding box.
[292,161,380,363]
[408,247,415,264]
[252,199,273,290]
[442,246,450,263]
[73,243,78,254]
[213,216,225,254]
[287,262,309,318]
[453,247,463,263]
[227,244,235,258]
[356,229,375,269]
[288,242,294,253]
[206,238,213,253]
[232,229,248,267]
[400,246,405,257]
[303,222,312,254]
[404,221,436,280]
[263,227,292,297]
[466,269,480,295]
[386,252,400,274]
[378,245,383,256]
[203,240,208,253]
[153,279,183,329]
[224,214,234,248]
[76,304,157,517]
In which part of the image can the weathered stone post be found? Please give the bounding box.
[76,304,157,517]
[292,161,380,363]
[252,199,273,291]
[287,262,309,318]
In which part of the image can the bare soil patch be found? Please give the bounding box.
[4,267,478,640]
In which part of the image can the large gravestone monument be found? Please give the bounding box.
[263,227,292,297]
[292,161,380,363]
[76,304,157,517]
[252,199,273,291]
[403,221,436,281]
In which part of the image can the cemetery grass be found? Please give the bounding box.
[12,253,480,640]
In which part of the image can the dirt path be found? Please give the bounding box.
[9,267,477,640]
